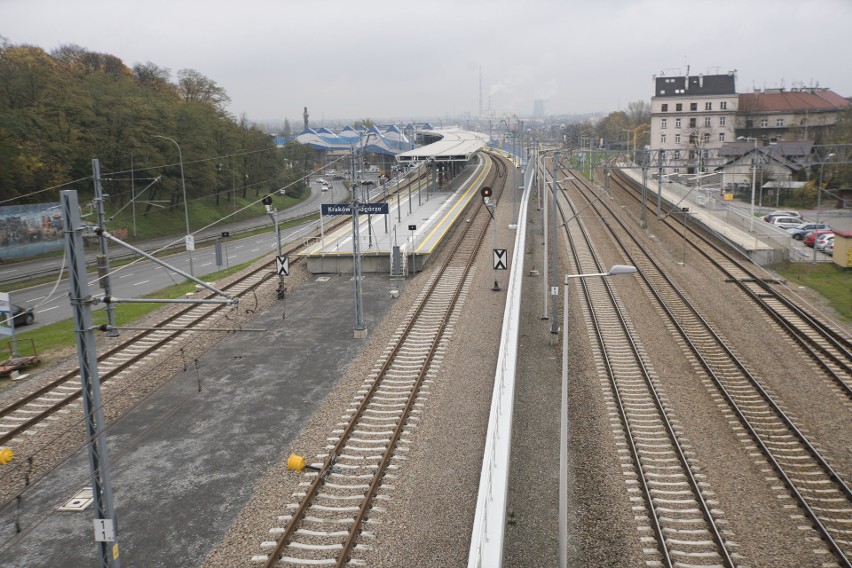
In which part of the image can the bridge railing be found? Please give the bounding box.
[467,158,534,568]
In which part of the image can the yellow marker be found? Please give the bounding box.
[287,454,306,472]
[112,544,119,560]
[0,447,13,465]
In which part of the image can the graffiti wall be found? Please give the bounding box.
[0,203,64,261]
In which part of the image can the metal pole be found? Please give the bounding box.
[154,135,194,276]
[491,201,500,291]
[130,153,136,238]
[641,150,649,229]
[550,154,559,338]
[351,149,366,338]
[559,274,569,568]
[750,139,757,233]
[92,159,119,337]
[62,190,121,568]
[542,153,550,321]
[657,149,664,220]
[813,165,824,264]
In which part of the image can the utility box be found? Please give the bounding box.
[831,230,852,268]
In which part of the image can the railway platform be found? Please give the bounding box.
[299,156,491,274]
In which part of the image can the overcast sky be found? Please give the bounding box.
[4,0,851,126]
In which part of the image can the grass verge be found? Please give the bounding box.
[2,260,255,370]
[775,261,852,322]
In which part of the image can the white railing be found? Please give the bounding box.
[467,161,534,567]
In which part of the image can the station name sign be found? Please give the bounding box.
[321,203,389,216]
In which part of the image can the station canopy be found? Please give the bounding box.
[396,129,489,164]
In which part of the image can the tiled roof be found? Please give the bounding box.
[739,89,850,113]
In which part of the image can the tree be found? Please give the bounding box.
[626,100,651,126]
[176,68,230,111]
[132,62,174,94]
[283,118,292,138]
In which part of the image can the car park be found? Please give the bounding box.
[803,229,833,248]
[787,223,830,240]
[767,216,805,230]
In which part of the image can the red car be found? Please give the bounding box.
[803,229,833,248]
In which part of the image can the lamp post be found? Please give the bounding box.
[560,264,637,568]
[737,136,758,232]
[153,135,194,277]
[813,152,836,263]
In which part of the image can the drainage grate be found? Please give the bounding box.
[58,487,93,512]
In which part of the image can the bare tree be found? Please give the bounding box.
[627,100,651,126]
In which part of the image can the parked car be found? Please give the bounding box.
[814,233,834,250]
[787,223,830,240]
[361,179,375,186]
[821,241,834,255]
[763,210,802,221]
[4,304,34,327]
[767,216,805,230]
[803,229,833,248]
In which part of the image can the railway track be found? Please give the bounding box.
[610,168,852,393]
[0,167,446,450]
[254,153,506,567]
[549,161,736,566]
[556,162,852,565]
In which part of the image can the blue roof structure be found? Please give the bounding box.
[282,124,412,155]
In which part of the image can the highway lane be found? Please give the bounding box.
[2,174,383,331]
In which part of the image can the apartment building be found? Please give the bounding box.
[650,71,739,174]
[738,87,850,143]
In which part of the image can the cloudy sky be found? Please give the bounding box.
[4,0,851,126]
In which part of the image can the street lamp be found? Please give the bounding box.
[559,264,637,568]
[737,136,758,232]
[153,135,194,277]
[813,152,836,263]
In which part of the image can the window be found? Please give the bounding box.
[703,133,710,143]
[720,101,727,110]
[675,118,682,128]
[689,118,697,128]
[690,103,698,111]
[776,118,784,127]
[704,117,711,127]
[661,134,667,143]
[705,102,712,110]
[676,103,683,111]
[673,151,681,160]
[675,134,681,144]
[661,119,667,128]
[799,118,807,126]
[719,116,726,126]
[719,132,725,142]
[761,119,769,127]
[661,104,668,112]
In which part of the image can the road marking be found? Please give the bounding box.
[201,262,212,267]
[117,273,134,278]
[40,306,59,312]
[133,280,150,286]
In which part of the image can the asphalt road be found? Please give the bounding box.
[1,174,387,330]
